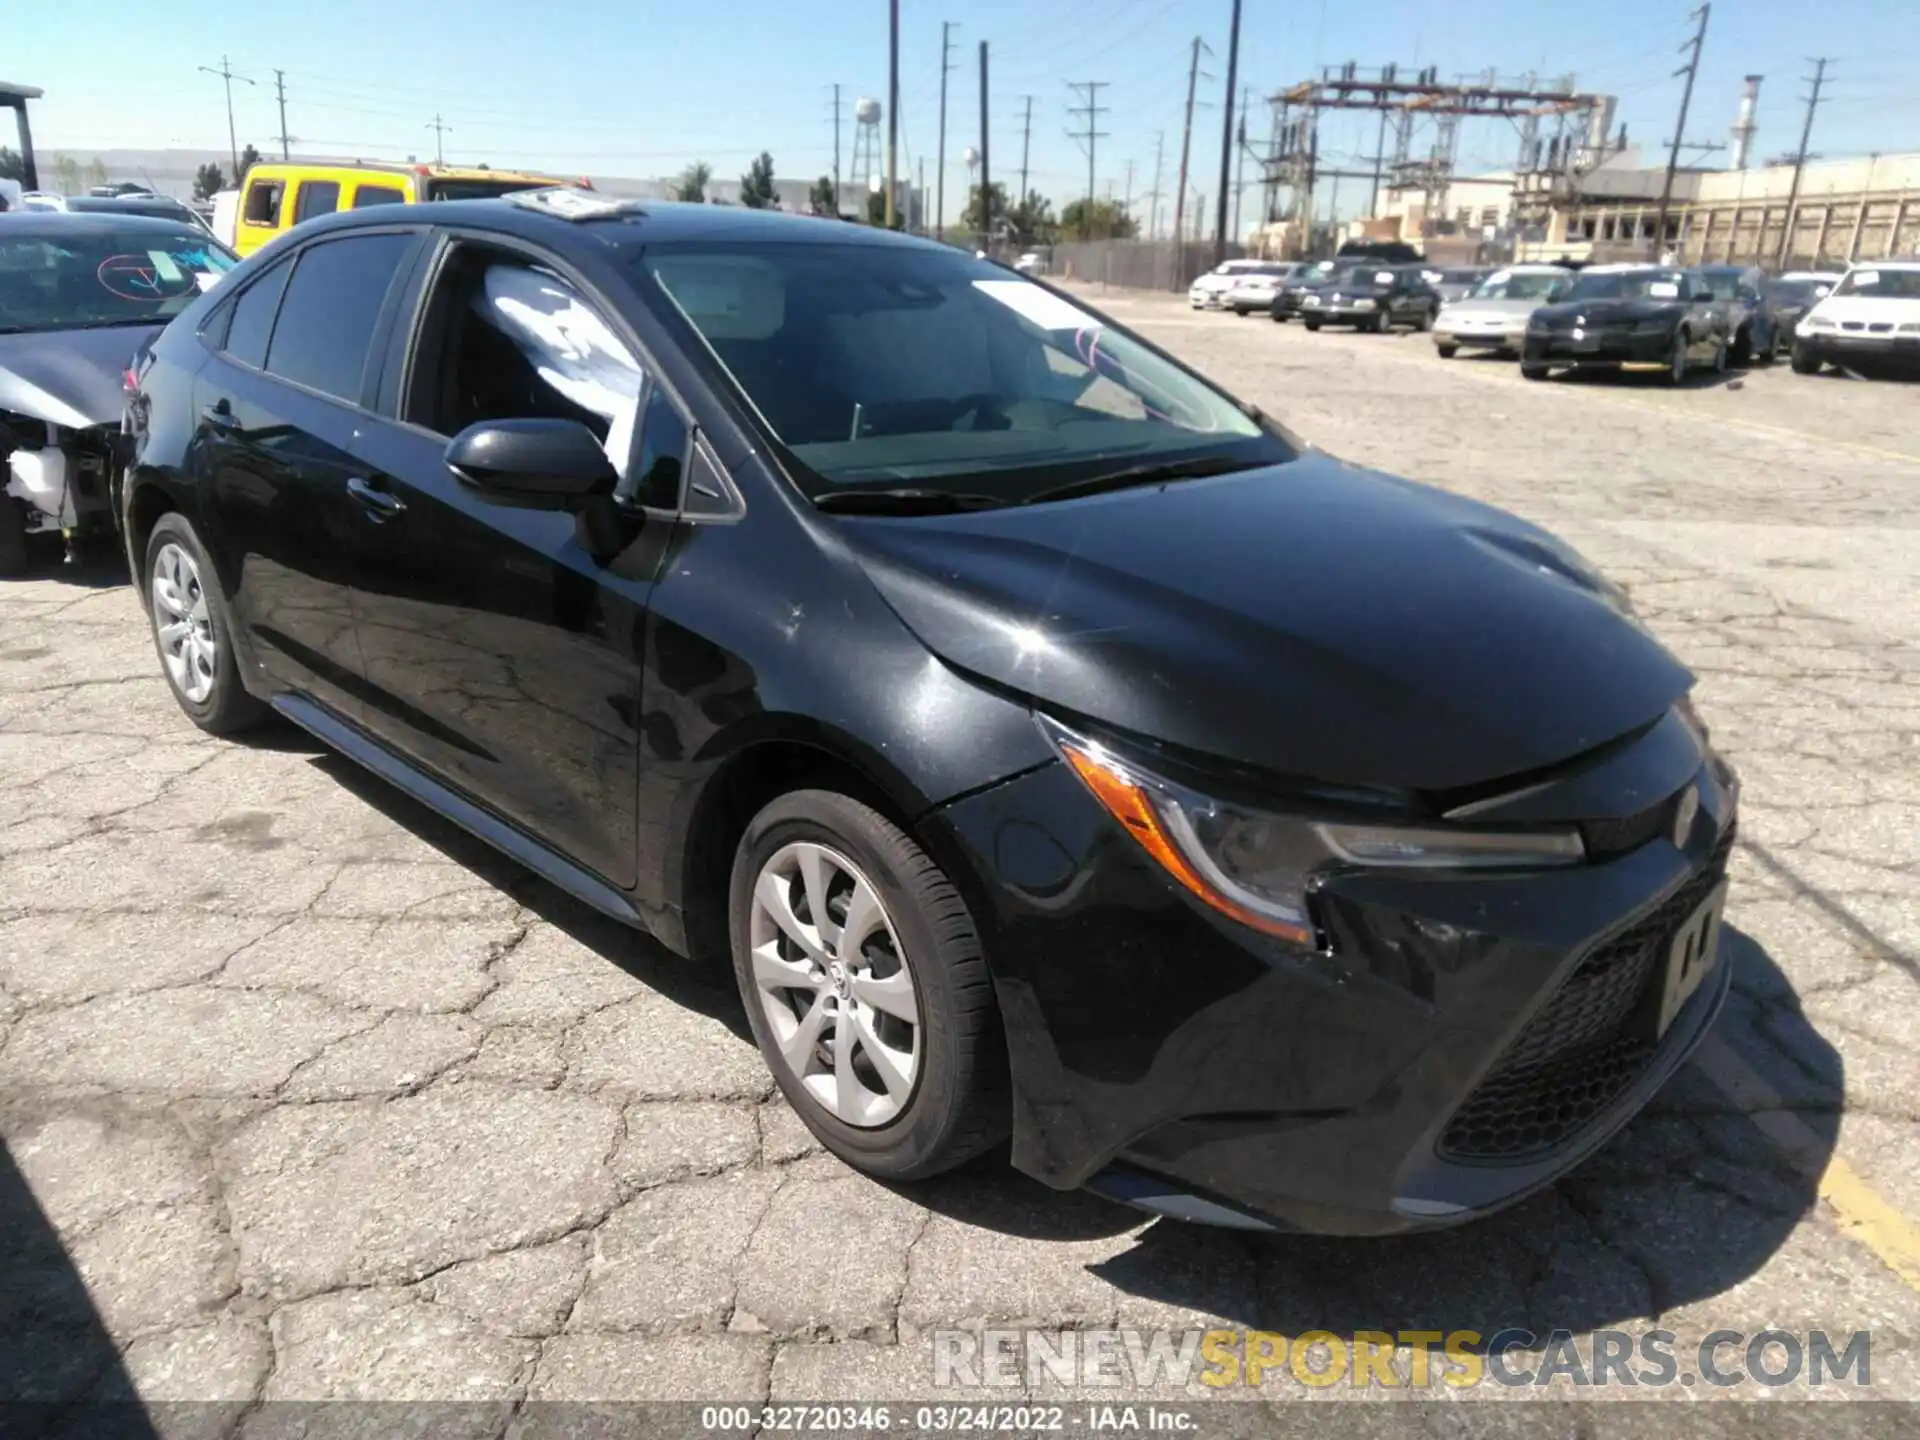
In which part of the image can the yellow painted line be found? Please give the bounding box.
[1694,1036,1920,1292]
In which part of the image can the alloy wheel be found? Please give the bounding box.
[151,542,216,704]
[1670,335,1689,385]
[748,841,921,1127]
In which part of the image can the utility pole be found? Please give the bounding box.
[1065,81,1109,238]
[1369,110,1389,215]
[426,113,450,165]
[916,155,925,233]
[198,55,254,181]
[1147,130,1166,240]
[1653,2,1711,259]
[831,84,844,208]
[1172,37,1209,264]
[1231,87,1250,244]
[885,0,900,228]
[271,70,293,161]
[1213,0,1243,263]
[977,42,991,251]
[1123,158,1135,222]
[935,23,956,239]
[1778,57,1830,267]
[1017,94,1034,206]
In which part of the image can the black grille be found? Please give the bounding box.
[1438,825,1735,1163]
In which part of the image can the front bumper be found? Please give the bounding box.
[928,727,1738,1235]
[1437,325,1525,351]
[1301,300,1383,324]
[1523,328,1673,367]
[1796,331,1920,364]
[1189,290,1229,309]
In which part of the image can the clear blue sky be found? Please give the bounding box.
[14,0,1919,228]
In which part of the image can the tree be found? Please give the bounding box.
[0,147,23,183]
[52,156,81,195]
[673,161,712,203]
[238,143,262,177]
[193,162,226,201]
[1006,189,1057,246]
[960,180,1008,238]
[807,174,838,215]
[84,156,109,190]
[1060,196,1138,241]
[740,151,776,209]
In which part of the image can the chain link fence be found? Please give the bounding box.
[1045,240,1248,293]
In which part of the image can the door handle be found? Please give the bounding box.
[201,399,239,433]
[346,476,406,519]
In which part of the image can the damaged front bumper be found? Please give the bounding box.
[4,417,126,537]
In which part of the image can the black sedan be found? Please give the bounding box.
[1268,259,1362,322]
[1521,266,1729,383]
[123,193,1738,1235]
[1298,264,1440,333]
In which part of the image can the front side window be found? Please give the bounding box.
[295,181,341,223]
[637,242,1286,502]
[0,227,237,335]
[222,255,293,368]
[263,233,413,403]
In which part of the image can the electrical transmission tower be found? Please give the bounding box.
[1065,81,1109,237]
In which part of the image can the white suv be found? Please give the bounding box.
[1790,259,1920,376]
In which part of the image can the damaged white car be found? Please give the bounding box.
[2,212,236,574]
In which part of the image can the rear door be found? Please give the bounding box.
[343,235,678,886]
[193,228,423,720]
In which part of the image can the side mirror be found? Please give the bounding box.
[445,418,617,505]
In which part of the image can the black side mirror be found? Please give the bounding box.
[445,418,617,506]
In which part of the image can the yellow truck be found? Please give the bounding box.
[230,160,582,256]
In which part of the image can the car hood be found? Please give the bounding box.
[836,456,1691,795]
[1807,295,1919,326]
[1441,298,1539,322]
[1190,274,1240,292]
[0,325,159,430]
[1532,298,1683,328]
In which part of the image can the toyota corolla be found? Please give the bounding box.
[123,193,1738,1234]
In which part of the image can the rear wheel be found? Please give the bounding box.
[1729,326,1753,368]
[1303,317,1322,332]
[730,790,1008,1180]
[1790,342,1821,375]
[1413,305,1434,332]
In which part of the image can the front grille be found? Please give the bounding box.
[1438,825,1735,1163]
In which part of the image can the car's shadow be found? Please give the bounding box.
[0,1137,158,1435]
[294,757,1836,1342]
[2,545,131,590]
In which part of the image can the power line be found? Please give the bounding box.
[1652,2,1711,257]
[198,55,255,180]
[1779,57,1831,267]
[1065,80,1109,236]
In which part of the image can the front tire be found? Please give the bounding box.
[1303,317,1322,332]
[0,498,29,578]
[143,513,268,734]
[1790,342,1822,375]
[1436,342,1458,359]
[1666,333,1690,386]
[730,790,1008,1180]
[1521,361,1550,381]
[1730,326,1753,368]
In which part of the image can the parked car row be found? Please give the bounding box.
[1190,248,1915,384]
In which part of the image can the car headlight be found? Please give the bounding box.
[1352,298,1377,310]
[1038,717,1584,944]
[1899,322,1920,334]
[1801,315,1835,331]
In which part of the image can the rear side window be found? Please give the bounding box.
[222,256,294,369]
[263,233,413,404]
[295,181,341,223]
[353,185,405,208]
[243,180,284,226]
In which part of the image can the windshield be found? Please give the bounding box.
[637,241,1288,502]
[426,178,556,202]
[1767,279,1823,306]
[1694,270,1745,301]
[1834,267,1920,299]
[1470,270,1567,302]
[0,228,237,334]
[1561,270,1685,303]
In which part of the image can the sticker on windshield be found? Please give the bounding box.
[148,250,185,284]
[1376,271,1395,284]
[1648,281,1679,298]
[972,280,1095,332]
[193,271,223,292]
[1850,270,1881,289]
[1487,269,1513,284]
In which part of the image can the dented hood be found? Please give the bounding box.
[0,325,159,431]
[837,456,1692,795]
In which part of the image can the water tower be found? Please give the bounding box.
[852,97,883,200]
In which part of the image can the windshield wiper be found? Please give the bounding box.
[1020,453,1260,506]
[813,488,1011,515]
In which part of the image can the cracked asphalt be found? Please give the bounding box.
[2,286,1918,1426]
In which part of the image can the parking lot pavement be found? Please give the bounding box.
[3,288,1918,1425]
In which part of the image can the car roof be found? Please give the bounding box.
[1849,258,1920,271]
[245,160,568,185]
[282,193,965,257]
[0,210,212,238]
